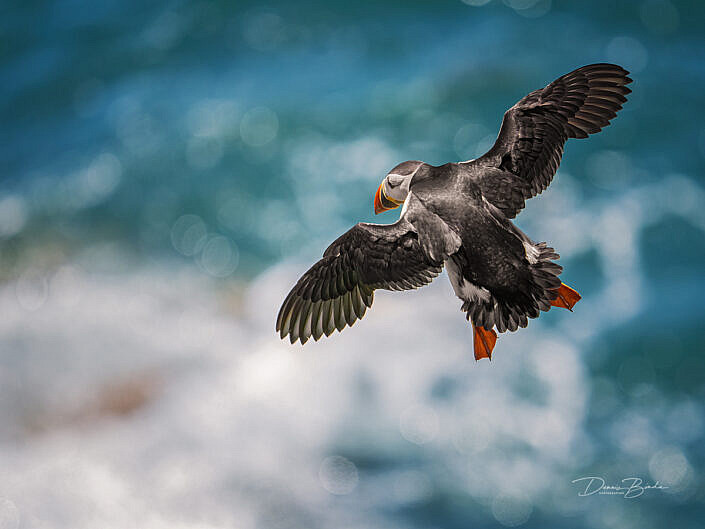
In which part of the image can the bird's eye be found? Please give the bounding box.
[387,174,404,188]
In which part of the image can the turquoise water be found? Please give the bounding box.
[1,1,705,528]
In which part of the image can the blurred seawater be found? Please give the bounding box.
[1,1,705,528]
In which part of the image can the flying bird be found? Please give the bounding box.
[277,64,631,360]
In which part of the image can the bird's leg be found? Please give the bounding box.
[550,282,581,311]
[472,324,497,361]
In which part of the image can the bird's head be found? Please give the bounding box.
[374,160,426,214]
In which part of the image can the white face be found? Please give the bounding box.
[374,160,424,214]
[383,172,412,203]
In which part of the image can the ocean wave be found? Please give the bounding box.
[2,170,703,527]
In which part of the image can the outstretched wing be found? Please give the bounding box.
[276,215,447,345]
[470,63,632,218]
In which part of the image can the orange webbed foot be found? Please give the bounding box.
[550,282,581,311]
[473,324,497,361]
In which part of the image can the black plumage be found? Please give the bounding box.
[277,64,631,350]
[474,63,632,218]
[276,195,458,344]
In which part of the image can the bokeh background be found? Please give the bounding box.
[2,0,705,527]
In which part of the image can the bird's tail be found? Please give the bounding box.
[462,242,563,333]
[528,241,564,311]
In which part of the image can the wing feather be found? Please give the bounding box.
[470,63,631,218]
[276,213,449,344]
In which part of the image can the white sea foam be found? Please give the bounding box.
[0,176,703,528]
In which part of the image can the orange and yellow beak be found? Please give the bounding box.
[374,183,402,215]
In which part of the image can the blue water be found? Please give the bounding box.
[1,1,705,528]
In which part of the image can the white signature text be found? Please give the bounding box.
[571,476,668,499]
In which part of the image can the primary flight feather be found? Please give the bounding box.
[277,63,632,360]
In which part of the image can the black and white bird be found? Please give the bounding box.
[277,64,631,360]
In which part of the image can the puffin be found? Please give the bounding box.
[276,63,631,360]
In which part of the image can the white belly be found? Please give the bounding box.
[445,258,491,303]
